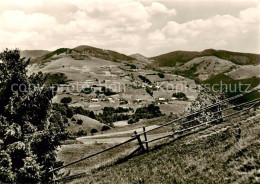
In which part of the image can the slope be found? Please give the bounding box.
[177,56,236,81]
[69,111,260,184]
[130,53,151,63]
[30,46,134,65]
[151,49,260,67]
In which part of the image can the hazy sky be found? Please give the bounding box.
[0,0,259,56]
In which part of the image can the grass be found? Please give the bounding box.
[65,111,260,184]
[57,140,138,175]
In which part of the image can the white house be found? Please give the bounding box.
[91,98,99,102]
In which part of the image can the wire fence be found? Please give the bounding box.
[50,88,260,182]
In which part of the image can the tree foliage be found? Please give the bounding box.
[60,96,72,104]
[0,49,67,183]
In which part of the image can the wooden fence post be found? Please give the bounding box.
[134,131,145,152]
[143,127,149,151]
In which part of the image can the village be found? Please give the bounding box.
[50,60,199,117]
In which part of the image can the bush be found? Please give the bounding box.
[75,130,87,136]
[101,125,111,131]
[101,86,117,96]
[158,73,165,78]
[138,75,152,84]
[60,97,72,104]
[81,88,93,94]
[45,72,68,85]
[91,128,98,135]
[146,87,153,96]
[76,119,83,125]
[172,92,188,101]
[126,64,137,69]
[128,118,135,124]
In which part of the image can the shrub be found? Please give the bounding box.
[75,130,87,136]
[128,119,135,124]
[119,99,128,105]
[91,128,98,135]
[81,88,93,94]
[146,87,153,96]
[45,72,68,85]
[76,119,83,125]
[60,97,72,104]
[138,75,152,84]
[126,64,137,69]
[172,92,188,101]
[101,87,117,96]
[158,73,165,78]
[101,125,111,131]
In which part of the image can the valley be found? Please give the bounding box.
[24,46,260,183]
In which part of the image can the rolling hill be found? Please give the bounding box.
[130,53,151,63]
[177,56,236,81]
[151,49,260,67]
[30,45,134,65]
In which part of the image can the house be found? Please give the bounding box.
[158,98,165,101]
[171,97,177,100]
[91,98,99,102]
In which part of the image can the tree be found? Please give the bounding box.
[0,49,67,183]
[91,128,98,135]
[158,73,165,78]
[60,96,72,104]
[172,92,188,101]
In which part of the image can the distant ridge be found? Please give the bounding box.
[30,45,134,64]
[151,49,260,67]
[21,50,50,59]
[130,53,150,63]
[73,45,134,61]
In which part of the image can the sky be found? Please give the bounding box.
[0,0,259,57]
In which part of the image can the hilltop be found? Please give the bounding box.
[30,45,134,65]
[130,53,151,63]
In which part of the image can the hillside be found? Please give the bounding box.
[177,56,236,81]
[130,53,151,63]
[152,49,260,67]
[68,112,260,184]
[68,114,108,136]
[30,45,134,65]
[227,65,260,80]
